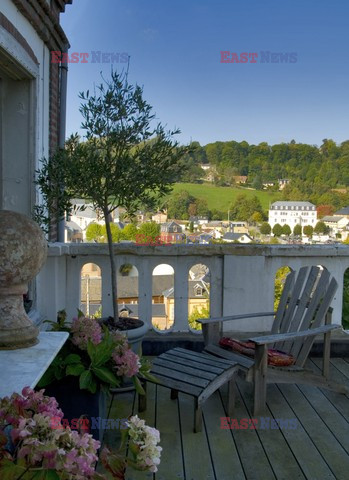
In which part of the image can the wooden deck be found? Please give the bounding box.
[100,357,349,480]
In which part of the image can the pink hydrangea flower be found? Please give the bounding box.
[112,348,140,377]
[71,316,102,350]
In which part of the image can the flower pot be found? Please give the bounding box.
[43,376,108,441]
[100,317,149,354]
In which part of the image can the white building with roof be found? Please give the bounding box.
[268,201,317,230]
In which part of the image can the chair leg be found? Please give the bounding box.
[227,378,235,417]
[253,344,268,416]
[170,389,178,400]
[194,398,202,433]
[138,381,147,412]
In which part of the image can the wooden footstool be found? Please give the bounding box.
[138,347,238,432]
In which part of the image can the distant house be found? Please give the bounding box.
[201,228,223,239]
[163,279,209,327]
[223,232,253,243]
[160,221,184,243]
[202,221,224,230]
[269,201,317,230]
[233,176,248,184]
[189,216,209,228]
[334,207,349,219]
[65,221,83,243]
[322,216,348,235]
[278,179,290,190]
[152,211,168,223]
[198,233,214,244]
[229,221,248,234]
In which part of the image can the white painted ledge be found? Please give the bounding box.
[0,332,69,398]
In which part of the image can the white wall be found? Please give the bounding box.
[0,0,50,214]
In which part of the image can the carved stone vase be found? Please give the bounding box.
[0,210,47,349]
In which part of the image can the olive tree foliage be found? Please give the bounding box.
[35,71,189,322]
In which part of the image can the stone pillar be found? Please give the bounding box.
[0,210,47,349]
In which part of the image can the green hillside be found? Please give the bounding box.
[170,182,280,213]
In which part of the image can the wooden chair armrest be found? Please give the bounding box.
[249,324,341,346]
[197,312,276,325]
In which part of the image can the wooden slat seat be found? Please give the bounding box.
[139,347,238,432]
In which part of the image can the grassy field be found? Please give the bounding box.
[170,182,281,213]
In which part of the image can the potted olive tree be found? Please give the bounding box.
[36,71,188,332]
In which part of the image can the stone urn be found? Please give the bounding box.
[0,210,47,349]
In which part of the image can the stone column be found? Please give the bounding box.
[0,210,47,349]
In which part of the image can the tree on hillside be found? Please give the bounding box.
[86,222,104,242]
[251,212,263,224]
[303,225,314,237]
[229,194,264,221]
[167,190,195,219]
[122,223,138,241]
[293,224,302,236]
[314,221,329,235]
[282,224,291,236]
[272,223,283,237]
[317,205,334,219]
[260,222,271,235]
[138,222,160,242]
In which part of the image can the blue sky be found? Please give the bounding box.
[61,0,349,147]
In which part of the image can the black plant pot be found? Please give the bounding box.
[44,376,107,441]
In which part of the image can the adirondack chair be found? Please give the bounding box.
[199,265,348,416]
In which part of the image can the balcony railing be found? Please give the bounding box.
[37,243,349,333]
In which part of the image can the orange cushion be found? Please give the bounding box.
[219,337,295,367]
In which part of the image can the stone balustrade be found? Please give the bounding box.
[36,243,349,333]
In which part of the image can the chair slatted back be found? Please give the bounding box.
[271,266,338,367]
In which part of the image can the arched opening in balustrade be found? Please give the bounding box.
[152,263,174,331]
[117,263,139,320]
[80,263,101,318]
[188,264,210,333]
[274,266,292,311]
[343,268,349,330]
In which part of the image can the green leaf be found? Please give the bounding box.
[92,366,119,386]
[66,363,85,376]
[32,470,60,480]
[140,371,160,384]
[64,353,82,365]
[36,366,56,387]
[0,459,27,480]
[132,376,145,395]
[79,369,93,390]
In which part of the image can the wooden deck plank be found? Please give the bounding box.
[100,356,349,480]
[178,392,216,480]
[279,383,349,479]
[266,383,337,479]
[309,358,349,420]
[330,357,349,379]
[202,391,246,480]
[296,381,349,454]
[154,385,185,480]
[229,380,305,480]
